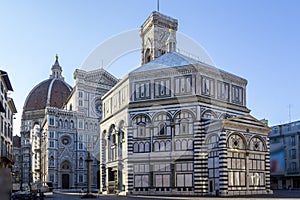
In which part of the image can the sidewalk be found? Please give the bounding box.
[52,189,300,200]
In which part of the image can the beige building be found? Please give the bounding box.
[0,70,17,199]
[99,11,272,196]
[0,70,17,169]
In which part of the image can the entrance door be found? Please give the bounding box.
[62,174,70,189]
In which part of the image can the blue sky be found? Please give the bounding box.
[1,0,300,135]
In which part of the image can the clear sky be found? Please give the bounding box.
[1,0,300,135]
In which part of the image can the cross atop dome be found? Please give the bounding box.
[55,54,59,65]
[50,54,64,80]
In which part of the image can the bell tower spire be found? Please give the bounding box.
[140,11,178,64]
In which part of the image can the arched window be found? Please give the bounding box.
[180,119,189,134]
[132,115,150,138]
[112,134,116,144]
[166,140,171,151]
[188,139,193,150]
[79,157,84,168]
[64,120,68,128]
[174,111,194,135]
[70,120,74,129]
[153,112,172,136]
[137,123,146,137]
[145,142,150,152]
[154,141,160,152]
[159,123,166,136]
[182,139,188,150]
[207,135,219,149]
[160,141,166,151]
[139,143,145,152]
[133,142,139,153]
[49,156,54,167]
[250,137,266,151]
[228,134,246,149]
[59,119,63,128]
[175,140,181,150]
[145,48,151,63]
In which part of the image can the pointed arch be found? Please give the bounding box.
[61,160,71,170]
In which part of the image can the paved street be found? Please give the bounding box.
[44,190,300,200]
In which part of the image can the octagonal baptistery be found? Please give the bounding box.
[22,56,72,122]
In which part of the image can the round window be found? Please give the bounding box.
[61,136,71,145]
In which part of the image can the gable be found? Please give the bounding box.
[223,114,271,134]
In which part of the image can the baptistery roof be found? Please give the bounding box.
[23,56,72,112]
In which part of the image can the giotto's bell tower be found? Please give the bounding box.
[140,11,178,64]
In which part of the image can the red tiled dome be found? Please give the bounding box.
[23,78,72,111]
[23,56,72,112]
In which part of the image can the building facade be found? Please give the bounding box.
[99,11,272,196]
[39,68,118,190]
[0,70,17,199]
[12,135,22,186]
[270,121,300,189]
[20,57,73,186]
[0,70,17,169]
[18,56,118,190]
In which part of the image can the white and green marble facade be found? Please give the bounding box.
[99,11,272,196]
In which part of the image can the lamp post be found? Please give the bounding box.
[81,135,98,198]
[86,151,93,195]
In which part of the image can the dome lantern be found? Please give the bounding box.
[50,54,64,80]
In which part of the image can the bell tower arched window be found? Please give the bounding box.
[145,48,152,63]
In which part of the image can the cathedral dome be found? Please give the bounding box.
[23,55,72,112]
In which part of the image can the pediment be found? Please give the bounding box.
[223,114,271,134]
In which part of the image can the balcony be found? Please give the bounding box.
[0,147,15,164]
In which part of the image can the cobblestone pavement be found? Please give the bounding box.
[47,190,300,200]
